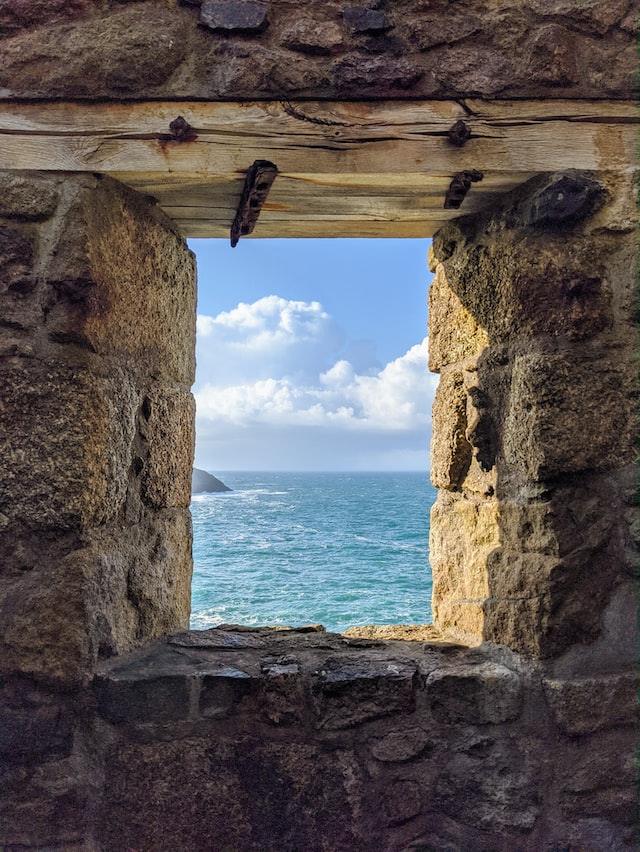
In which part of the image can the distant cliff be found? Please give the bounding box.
[191,468,231,494]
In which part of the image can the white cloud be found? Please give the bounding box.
[194,297,437,470]
[195,295,345,385]
[320,360,355,388]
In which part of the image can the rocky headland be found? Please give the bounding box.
[191,468,231,494]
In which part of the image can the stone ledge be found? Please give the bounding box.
[93,625,531,730]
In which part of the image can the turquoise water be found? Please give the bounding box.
[190,471,436,633]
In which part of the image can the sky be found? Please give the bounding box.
[190,238,437,472]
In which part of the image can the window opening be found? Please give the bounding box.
[189,238,437,633]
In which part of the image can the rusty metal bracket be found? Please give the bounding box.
[230,160,278,247]
[444,169,484,210]
[447,119,472,147]
[158,116,198,146]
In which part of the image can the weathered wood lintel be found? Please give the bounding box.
[0,99,636,238]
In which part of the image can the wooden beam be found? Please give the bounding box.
[181,221,437,239]
[0,100,636,238]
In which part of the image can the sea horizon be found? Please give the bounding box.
[200,468,432,474]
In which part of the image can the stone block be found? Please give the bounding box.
[480,539,621,658]
[383,779,422,827]
[556,820,638,852]
[590,171,639,234]
[527,0,630,33]
[140,388,195,510]
[495,500,559,557]
[430,493,498,642]
[432,219,613,344]
[509,247,612,341]
[0,222,41,345]
[482,480,632,657]
[311,655,416,729]
[280,18,344,54]
[0,679,73,758]
[45,178,196,384]
[435,739,540,832]
[427,662,523,725]
[371,728,434,763]
[0,756,90,848]
[555,729,638,795]
[0,549,91,682]
[94,672,192,724]
[483,546,613,658]
[89,511,192,663]
[485,548,561,600]
[482,596,549,658]
[426,44,513,99]
[0,174,60,219]
[0,364,137,532]
[523,173,607,228]
[0,224,33,292]
[39,184,97,343]
[547,474,626,561]
[610,248,640,353]
[230,741,362,848]
[552,581,639,677]
[504,354,636,479]
[118,508,193,643]
[427,261,489,372]
[559,786,638,826]
[0,0,95,35]
[85,179,196,384]
[343,6,389,34]
[527,24,579,87]
[169,629,267,650]
[199,1,269,33]
[199,667,258,717]
[0,509,192,681]
[0,5,189,98]
[404,11,482,50]
[434,600,486,647]
[332,55,423,92]
[98,739,250,850]
[258,658,304,726]
[430,369,472,491]
[543,673,638,735]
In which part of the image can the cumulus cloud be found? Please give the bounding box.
[194,297,436,470]
[195,295,346,385]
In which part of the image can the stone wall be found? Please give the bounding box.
[69,168,636,852]
[0,0,636,101]
[0,172,196,844]
[89,625,638,851]
[0,1,637,848]
[0,168,635,851]
[428,171,638,664]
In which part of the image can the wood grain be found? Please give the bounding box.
[1,100,636,238]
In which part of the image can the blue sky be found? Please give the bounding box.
[191,238,437,471]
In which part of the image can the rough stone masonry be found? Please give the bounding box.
[0,0,636,100]
[0,1,637,850]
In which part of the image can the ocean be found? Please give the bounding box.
[190,471,436,634]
